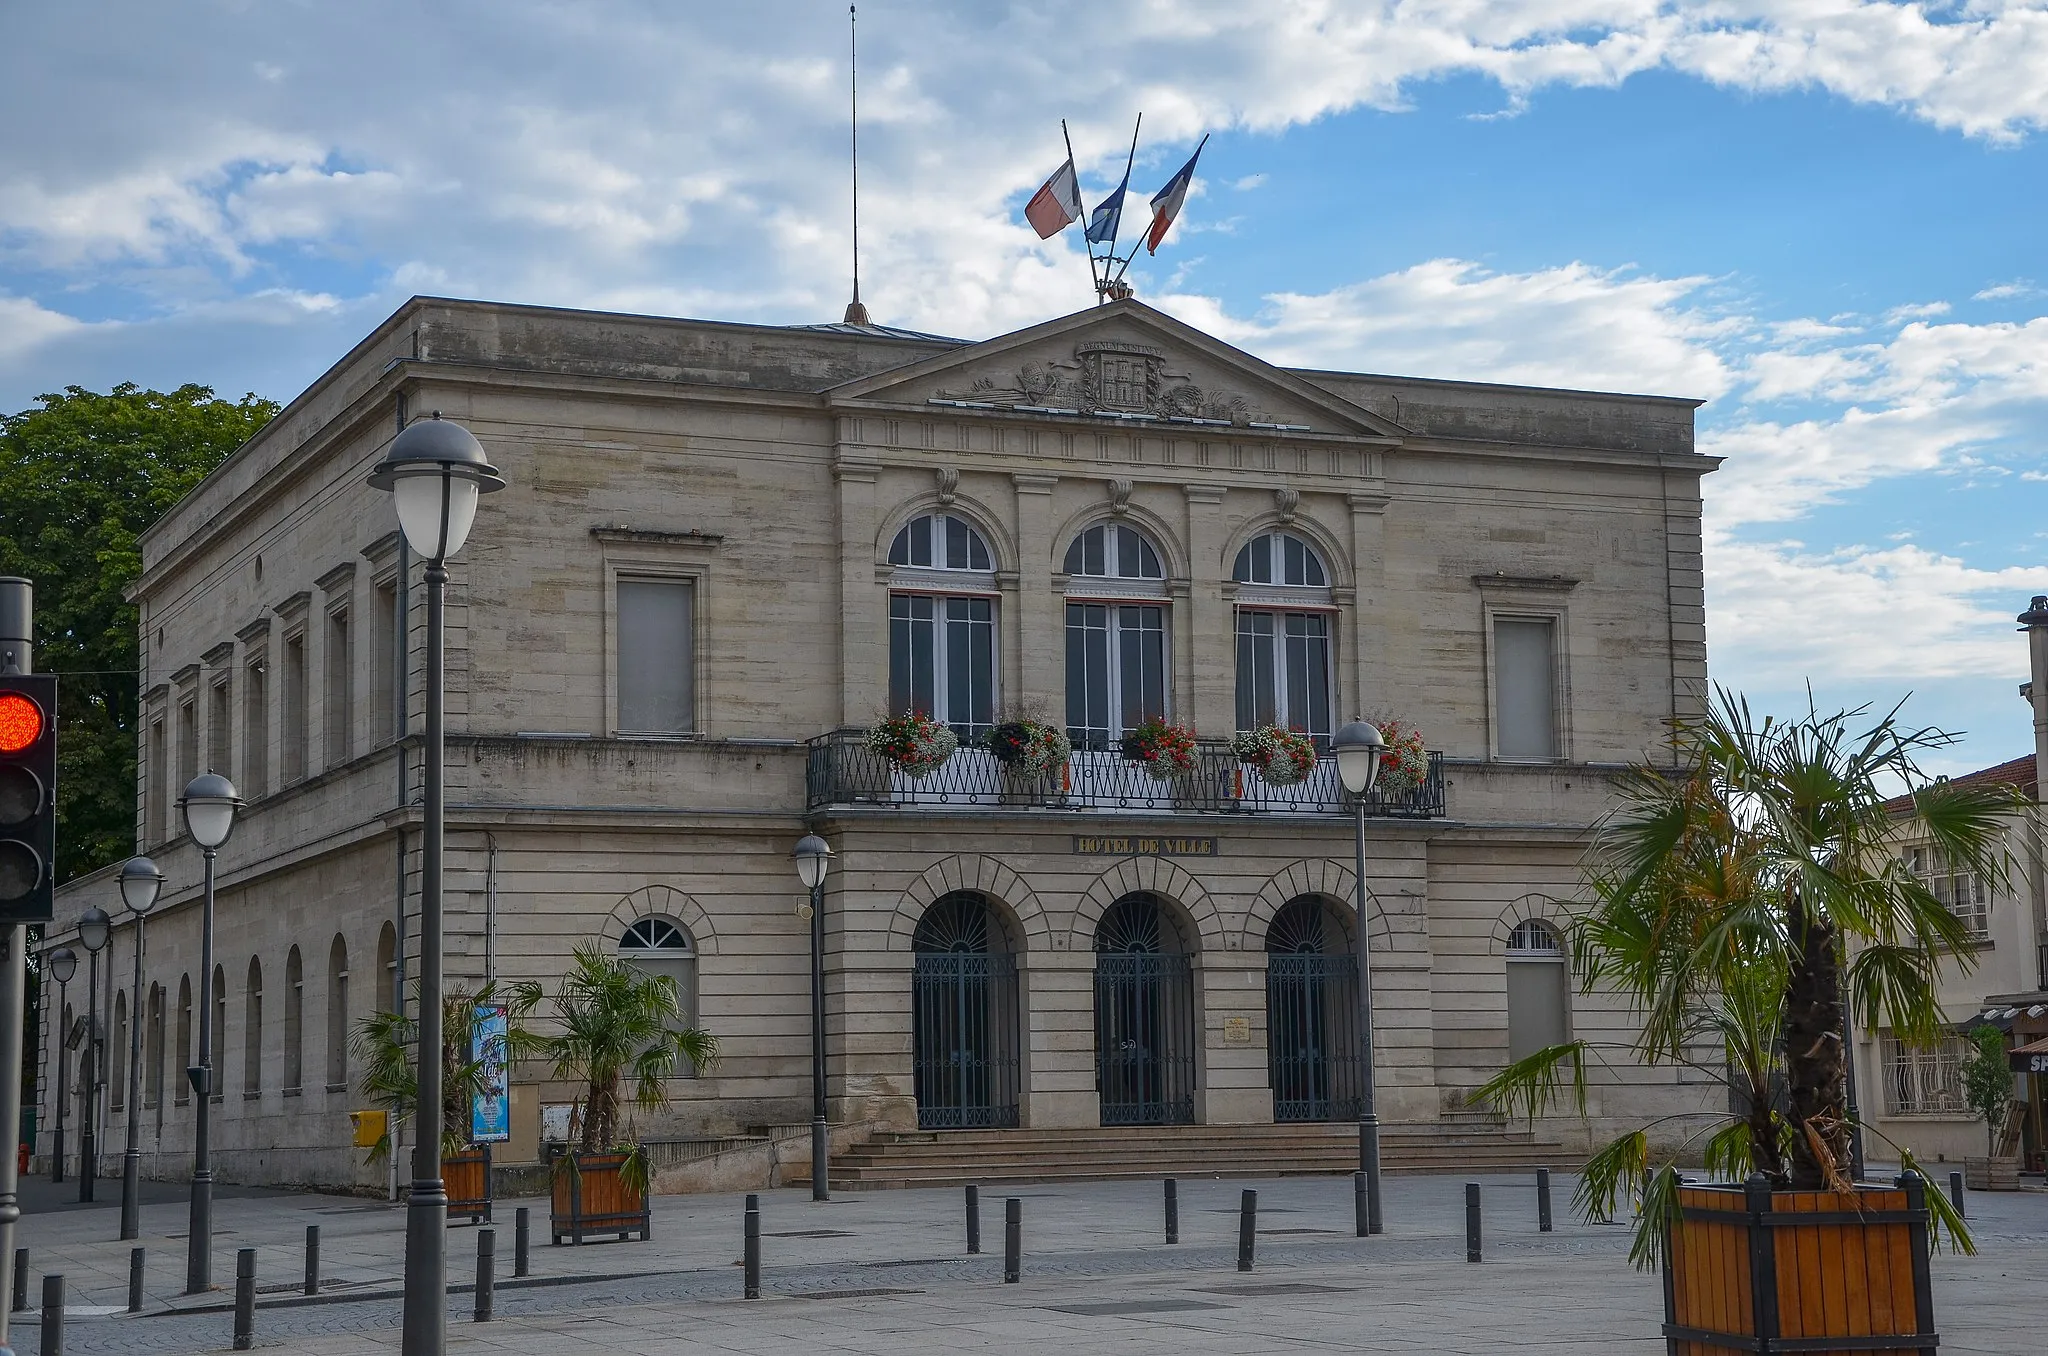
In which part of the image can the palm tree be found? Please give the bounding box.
[354,977,543,1163]
[1475,689,2011,1262]
[543,942,717,1162]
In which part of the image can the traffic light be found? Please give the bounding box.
[0,674,56,923]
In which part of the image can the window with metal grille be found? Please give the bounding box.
[1904,845,1991,942]
[1880,1031,1969,1115]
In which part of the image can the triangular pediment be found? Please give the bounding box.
[827,300,1404,441]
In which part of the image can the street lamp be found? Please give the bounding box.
[46,946,75,1184]
[180,770,241,1292]
[370,412,504,1356]
[793,834,833,1203]
[76,906,110,1204]
[118,855,163,1240]
[1330,719,1386,1237]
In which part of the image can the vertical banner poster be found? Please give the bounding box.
[470,1004,511,1144]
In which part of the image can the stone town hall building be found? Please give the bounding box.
[40,296,1717,1189]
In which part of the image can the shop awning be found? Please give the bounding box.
[2008,1034,2048,1074]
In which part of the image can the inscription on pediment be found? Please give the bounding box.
[932,339,1304,430]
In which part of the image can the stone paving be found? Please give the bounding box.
[4,1168,2044,1353]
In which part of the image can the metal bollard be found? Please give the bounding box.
[1237,1189,1257,1272]
[1465,1183,1482,1264]
[515,1206,531,1277]
[1353,1170,1369,1238]
[11,1246,26,1312]
[1537,1167,1553,1233]
[474,1228,495,1323]
[743,1193,761,1300]
[1948,1170,1966,1220]
[233,1248,256,1350]
[40,1273,62,1356]
[1003,1197,1020,1283]
[965,1183,981,1254]
[1164,1178,1179,1244]
[304,1223,320,1296]
[128,1247,145,1314]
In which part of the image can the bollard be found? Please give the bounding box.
[743,1193,761,1300]
[515,1206,531,1277]
[128,1247,145,1314]
[474,1228,495,1323]
[1164,1178,1179,1245]
[1465,1183,1482,1264]
[1353,1170,1369,1239]
[1537,1167,1553,1233]
[965,1183,981,1255]
[1003,1197,1020,1283]
[1948,1170,1966,1220]
[304,1223,320,1296]
[11,1246,26,1312]
[40,1273,62,1356]
[1236,1189,1257,1272]
[233,1248,256,1350]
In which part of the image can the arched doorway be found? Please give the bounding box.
[911,892,1020,1129]
[1093,892,1195,1126]
[619,917,700,1075]
[1506,918,1569,1060]
[1265,896,1364,1122]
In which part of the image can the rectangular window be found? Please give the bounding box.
[1905,846,1991,942]
[1065,602,1166,750]
[889,593,995,739]
[176,698,198,797]
[243,661,269,799]
[1494,617,1558,760]
[1234,610,1332,740]
[325,608,351,768]
[207,677,231,780]
[147,718,166,845]
[617,578,695,734]
[283,633,307,782]
[1881,1032,1970,1115]
[372,582,399,743]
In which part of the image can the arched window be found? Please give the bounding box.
[283,946,304,1095]
[244,957,263,1096]
[326,936,349,1091]
[146,982,164,1112]
[619,918,699,1076]
[1063,523,1170,749]
[1506,918,1568,1061]
[174,976,192,1107]
[888,513,998,740]
[1233,532,1334,741]
[210,967,226,1103]
[111,990,128,1113]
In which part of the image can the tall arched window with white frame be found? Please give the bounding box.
[887,512,999,741]
[1232,530,1335,742]
[1062,522,1170,750]
[619,917,700,1076]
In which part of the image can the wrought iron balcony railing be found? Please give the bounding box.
[805,729,1446,818]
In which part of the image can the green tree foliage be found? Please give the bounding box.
[354,979,544,1164]
[0,384,277,880]
[1961,1023,2015,1156]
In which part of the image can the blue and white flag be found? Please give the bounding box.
[1086,173,1127,244]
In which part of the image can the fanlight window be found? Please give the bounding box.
[620,917,693,953]
[1064,523,1163,580]
[1233,532,1327,588]
[1508,918,1563,955]
[890,513,992,571]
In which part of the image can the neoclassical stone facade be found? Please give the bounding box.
[40,296,1718,1189]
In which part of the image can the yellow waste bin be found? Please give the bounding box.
[349,1109,387,1148]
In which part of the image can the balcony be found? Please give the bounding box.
[805,729,1446,818]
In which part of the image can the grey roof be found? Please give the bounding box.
[791,320,969,343]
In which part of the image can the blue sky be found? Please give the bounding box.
[4,1,2046,773]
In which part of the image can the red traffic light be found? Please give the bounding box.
[0,692,43,754]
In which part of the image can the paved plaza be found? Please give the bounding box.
[5,1169,2045,1354]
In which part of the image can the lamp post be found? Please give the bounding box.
[76,906,110,1204]
[794,834,833,1203]
[369,412,505,1356]
[118,855,163,1239]
[46,946,75,1184]
[1330,720,1386,1236]
[180,770,241,1292]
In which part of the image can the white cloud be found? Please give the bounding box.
[1231,173,1268,190]
[1975,279,2039,301]
[0,296,87,362]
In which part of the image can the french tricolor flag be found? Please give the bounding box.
[1145,134,1208,255]
[1025,157,1083,239]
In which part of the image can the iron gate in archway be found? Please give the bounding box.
[1093,893,1196,1126]
[911,893,1021,1129]
[1265,897,1364,1122]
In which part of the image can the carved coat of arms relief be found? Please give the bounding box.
[934,339,1277,427]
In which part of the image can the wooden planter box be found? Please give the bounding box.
[1662,1175,1938,1355]
[550,1150,650,1245]
[1963,1155,2020,1191]
[443,1148,491,1224]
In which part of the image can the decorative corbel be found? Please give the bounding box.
[1107,477,1133,516]
[1274,486,1299,522]
[934,466,959,506]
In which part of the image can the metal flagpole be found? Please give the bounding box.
[1095,113,1140,303]
[842,5,869,325]
[1060,119,1098,299]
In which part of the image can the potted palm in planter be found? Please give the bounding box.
[543,943,717,1245]
[354,978,542,1222]
[1475,692,2005,1351]
[1962,1023,2020,1190]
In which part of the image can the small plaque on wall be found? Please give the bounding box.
[1071,834,1219,857]
[1222,1017,1252,1045]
